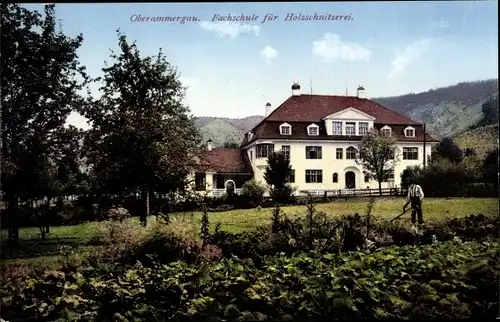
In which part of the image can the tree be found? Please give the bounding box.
[81,31,201,226]
[1,4,88,245]
[222,141,239,148]
[482,148,499,190]
[433,137,463,163]
[263,151,293,203]
[400,166,424,190]
[356,129,399,196]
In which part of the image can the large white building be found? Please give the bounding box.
[192,82,438,197]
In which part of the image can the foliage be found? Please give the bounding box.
[106,207,131,222]
[471,95,499,129]
[222,141,239,148]
[356,129,399,195]
[240,179,266,207]
[400,166,423,190]
[1,237,497,321]
[433,137,464,163]
[482,148,499,189]
[81,30,201,225]
[264,151,294,203]
[1,3,89,244]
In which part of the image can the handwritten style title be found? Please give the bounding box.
[130,13,353,24]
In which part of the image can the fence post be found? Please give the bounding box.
[323,191,327,202]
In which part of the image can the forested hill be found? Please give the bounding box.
[372,79,498,138]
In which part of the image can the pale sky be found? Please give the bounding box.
[24,2,499,130]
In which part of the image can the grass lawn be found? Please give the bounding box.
[1,197,498,265]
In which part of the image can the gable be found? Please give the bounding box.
[323,107,376,121]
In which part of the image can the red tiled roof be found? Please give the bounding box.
[240,94,438,147]
[266,94,420,124]
[196,148,252,174]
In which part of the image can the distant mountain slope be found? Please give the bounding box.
[197,119,246,148]
[195,116,264,146]
[373,79,499,138]
[454,124,499,159]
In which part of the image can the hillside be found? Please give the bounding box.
[454,124,499,159]
[197,118,247,148]
[373,79,499,138]
[195,116,264,147]
[194,79,498,146]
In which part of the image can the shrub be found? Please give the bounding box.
[269,184,295,204]
[240,179,266,207]
[1,239,498,321]
[121,216,204,266]
[106,206,130,222]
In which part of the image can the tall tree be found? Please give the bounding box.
[1,4,88,244]
[264,151,293,203]
[81,31,201,225]
[482,148,499,190]
[356,129,399,195]
[433,137,463,164]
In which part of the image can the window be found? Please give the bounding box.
[364,174,370,183]
[332,173,338,183]
[403,147,419,160]
[306,170,323,183]
[346,122,356,136]
[346,146,357,159]
[382,169,394,182]
[287,169,295,183]
[333,121,342,135]
[195,173,206,191]
[336,148,343,159]
[280,125,291,135]
[381,127,391,136]
[256,144,274,158]
[306,146,322,159]
[359,122,369,136]
[405,129,415,137]
[308,125,319,136]
[281,145,290,160]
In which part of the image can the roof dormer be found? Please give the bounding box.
[307,123,319,136]
[279,122,292,135]
[380,125,392,136]
[404,126,415,138]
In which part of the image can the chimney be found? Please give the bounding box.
[357,85,366,99]
[291,81,301,96]
[265,102,272,117]
[207,139,212,151]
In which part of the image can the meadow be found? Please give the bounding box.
[1,197,497,267]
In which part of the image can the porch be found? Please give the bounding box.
[194,172,253,197]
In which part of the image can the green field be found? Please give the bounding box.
[1,197,498,266]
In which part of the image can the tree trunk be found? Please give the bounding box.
[139,189,149,226]
[7,195,20,246]
[378,181,382,196]
[46,197,51,233]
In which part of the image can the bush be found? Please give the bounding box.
[269,184,296,204]
[106,206,130,222]
[240,179,266,207]
[2,238,497,321]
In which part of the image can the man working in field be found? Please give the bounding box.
[404,179,424,224]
